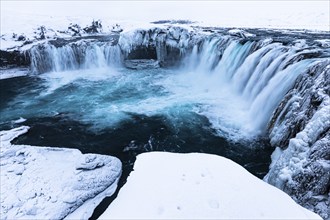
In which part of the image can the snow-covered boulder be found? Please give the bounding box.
[0,126,122,219]
[100,152,321,219]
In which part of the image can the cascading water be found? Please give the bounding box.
[183,36,322,135]
[23,29,326,139]
[1,26,329,219]
[29,41,122,73]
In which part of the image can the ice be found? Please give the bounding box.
[265,98,330,187]
[0,68,29,80]
[228,29,256,38]
[100,152,321,219]
[0,126,122,219]
[13,117,27,124]
[315,39,330,47]
[248,59,316,132]
[1,1,328,51]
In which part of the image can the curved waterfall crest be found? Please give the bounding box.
[27,27,329,135]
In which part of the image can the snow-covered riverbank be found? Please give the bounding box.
[0,126,122,219]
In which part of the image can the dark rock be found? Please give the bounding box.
[17,35,26,41]
[36,26,46,40]
[83,20,102,34]
[124,59,159,70]
[68,23,82,37]
[111,24,123,33]
[22,40,34,46]
[160,45,182,67]
[151,20,194,25]
[0,50,30,68]
[126,45,157,60]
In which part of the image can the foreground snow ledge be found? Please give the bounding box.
[0,126,122,219]
[100,152,321,219]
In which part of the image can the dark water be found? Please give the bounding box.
[0,74,273,219]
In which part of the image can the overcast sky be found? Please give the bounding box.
[1,1,329,30]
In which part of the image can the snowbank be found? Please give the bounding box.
[100,152,321,219]
[1,1,329,51]
[0,68,29,80]
[0,126,122,219]
[2,1,329,31]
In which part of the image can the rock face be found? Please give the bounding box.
[0,126,122,219]
[0,50,30,68]
[265,59,330,219]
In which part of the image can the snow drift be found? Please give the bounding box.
[0,126,122,219]
[100,152,321,219]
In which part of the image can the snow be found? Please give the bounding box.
[100,152,321,219]
[0,68,29,80]
[0,126,122,219]
[228,29,256,38]
[265,95,330,187]
[1,1,328,31]
[315,39,330,47]
[1,1,329,51]
[13,117,27,124]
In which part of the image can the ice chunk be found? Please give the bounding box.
[13,117,27,124]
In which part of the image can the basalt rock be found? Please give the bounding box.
[0,50,30,68]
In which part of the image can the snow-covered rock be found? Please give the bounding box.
[100,152,321,219]
[0,126,122,219]
[266,59,330,219]
[0,67,29,80]
[228,29,256,38]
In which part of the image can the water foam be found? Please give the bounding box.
[182,36,321,138]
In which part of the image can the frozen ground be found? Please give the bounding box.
[0,126,122,219]
[1,1,328,30]
[100,152,321,219]
[1,1,329,51]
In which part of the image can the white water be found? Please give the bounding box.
[7,35,321,141]
[29,41,121,73]
[183,37,319,136]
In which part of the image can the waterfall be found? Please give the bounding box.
[183,36,324,134]
[29,41,122,73]
[13,27,329,218]
[26,28,326,135]
[247,59,315,132]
